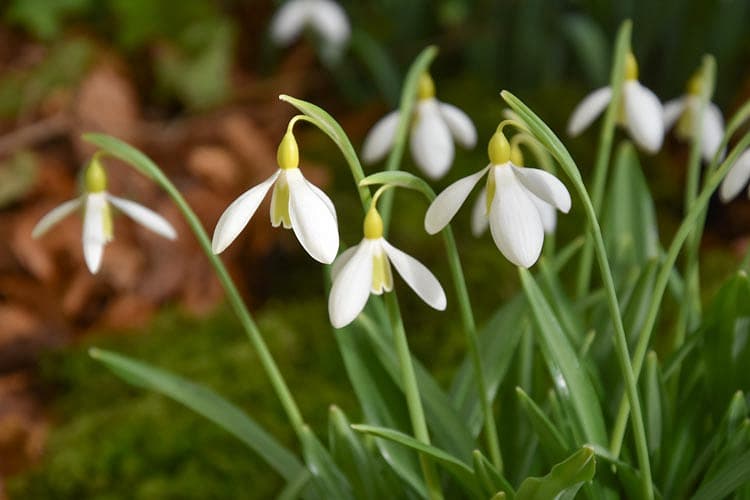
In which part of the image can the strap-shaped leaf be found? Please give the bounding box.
[515,446,596,500]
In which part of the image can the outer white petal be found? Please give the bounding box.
[424,165,490,234]
[330,245,357,282]
[701,102,725,163]
[269,0,311,46]
[530,194,557,234]
[287,168,339,263]
[108,195,177,240]
[663,97,686,129]
[567,86,612,136]
[438,102,477,148]
[720,149,750,202]
[381,240,446,310]
[212,171,280,254]
[361,111,400,164]
[305,178,336,217]
[307,0,350,48]
[328,240,374,328]
[624,81,664,154]
[510,165,571,213]
[489,166,544,268]
[470,187,489,237]
[32,197,82,238]
[411,98,454,180]
[82,193,108,274]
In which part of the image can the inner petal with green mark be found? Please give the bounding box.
[102,201,114,241]
[485,166,497,216]
[270,174,292,229]
[371,246,393,294]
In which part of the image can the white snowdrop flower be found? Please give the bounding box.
[664,71,725,163]
[719,149,750,203]
[425,129,571,268]
[270,0,350,55]
[32,156,177,274]
[568,52,664,154]
[361,72,477,180]
[212,130,339,264]
[329,206,446,328]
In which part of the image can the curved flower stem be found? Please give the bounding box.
[385,292,444,500]
[575,20,632,299]
[501,88,653,500]
[608,128,750,458]
[83,134,306,438]
[674,56,716,359]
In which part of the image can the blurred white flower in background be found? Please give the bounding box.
[270,0,350,58]
[362,72,477,180]
[568,52,664,153]
[719,149,750,202]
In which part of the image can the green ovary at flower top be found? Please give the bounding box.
[211,127,340,264]
[31,154,177,274]
[568,52,664,154]
[328,204,446,329]
[425,127,571,268]
[361,71,477,180]
[664,69,725,163]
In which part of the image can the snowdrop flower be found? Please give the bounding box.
[329,205,446,328]
[361,72,477,180]
[32,156,177,274]
[664,71,725,163]
[425,129,571,268]
[212,129,339,264]
[270,0,350,56]
[568,52,664,153]
[719,149,750,202]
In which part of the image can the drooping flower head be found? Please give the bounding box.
[568,52,664,153]
[329,196,446,328]
[719,149,750,203]
[361,71,477,180]
[32,155,177,274]
[270,0,350,59]
[425,126,571,268]
[212,123,339,264]
[664,70,725,163]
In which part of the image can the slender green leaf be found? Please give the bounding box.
[472,450,515,499]
[515,387,569,461]
[278,470,314,500]
[642,352,663,458]
[693,449,750,500]
[88,348,303,481]
[360,170,435,201]
[516,446,597,500]
[300,426,354,499]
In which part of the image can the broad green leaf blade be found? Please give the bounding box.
[519,269,608,447]
[328,406,393,500]
[472,450,515,499]
[351,424,483,498]
[693,449,750,500]
[88,348,303,482]
[516,446,596,500]
[300,426,354,500]
[515,387,569,462]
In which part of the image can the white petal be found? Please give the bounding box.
[438,102,477,148]
[410,98,454,180]
[82,193,108,274]
[305,178,337,217]
[381,240,446,310]
[212,171,279,254]
[720,149,750,202]
[287,168,339,264]
[328,240,374,328]
[307,0,350,48]
[361,111,400,164]
[330,245,358,282]
[489,166,544,268]
[567,86,612,136]
[470,187,489,237]
[269,0,311,46]
[624,81,664,154]
[424,165,490,234]
[108,195,177,240]
[530,194,557,234]
[32,197,82,238]
[701,102,725,163]
[663,97,686,129]
[511,165,571,213]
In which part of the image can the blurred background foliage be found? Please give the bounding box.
[1,0,749,498]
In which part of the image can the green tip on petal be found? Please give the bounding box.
[84,155,108,193]
[277,131,299,170]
